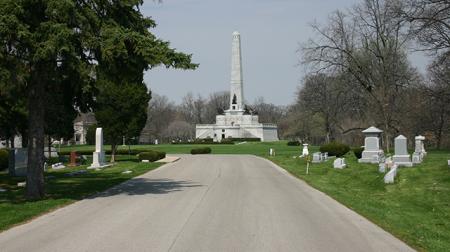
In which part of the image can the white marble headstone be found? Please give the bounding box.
[384,165,398,184]
[393,135,412,167]
[333,158,346,169]
[359,126,384,163]
[312,152,321,163]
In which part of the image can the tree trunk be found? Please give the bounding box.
[110,142,116,163]
[436,108,445,150]
[48,135,52,161]
[21,132,28,148]
[8,136,15,177]
[26,75,45,200]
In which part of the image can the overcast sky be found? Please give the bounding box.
[141,0,429,106]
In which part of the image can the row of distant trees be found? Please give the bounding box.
[284,0,450,151]
[139,92,287,143]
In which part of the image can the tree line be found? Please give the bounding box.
[283,0,450,150]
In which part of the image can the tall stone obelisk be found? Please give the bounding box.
[229,31,244,111]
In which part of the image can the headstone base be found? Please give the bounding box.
[359,150,383,163]
[393,155,413,167]
[412,153,422,164]
[88,151,110,169]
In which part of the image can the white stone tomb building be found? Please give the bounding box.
[195,32,278,142]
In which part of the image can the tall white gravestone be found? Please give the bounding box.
[89,128,107,169]
[359,126,384,163]
[393,135,413,167]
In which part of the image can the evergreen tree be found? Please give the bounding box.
[0,0,197,199]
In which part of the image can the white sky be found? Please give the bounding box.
[142,0,430,106]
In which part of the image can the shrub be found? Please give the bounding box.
[59,148,169,156]
[195,138,214,143]
[0,149,9,170]
[287,141,301,146]
[171,139,234,145]
[137,150,166,162]
[58,150,93,156]
[319,142,350,157]
[229,138,261,142]
[45,156,60,165]
[220,138,234,144]
[190,147,212,155]
[352,147,364,159]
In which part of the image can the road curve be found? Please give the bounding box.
[0,155,414,252]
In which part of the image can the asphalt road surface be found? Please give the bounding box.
[0,155,414,252]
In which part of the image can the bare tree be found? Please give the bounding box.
[251,97,287,124]
[401,0,450,54]
[295,73,367,143]
[164,120,194,142]
[203,91,230,123]
[423,54,450,148]
[140,94,177,143]
[302,0,418,151]
[179,92,206,124]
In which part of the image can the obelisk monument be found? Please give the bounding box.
[229,31,244,112]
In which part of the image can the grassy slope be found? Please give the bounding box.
[269,150,450,251]
[62,142,450,251]
[0,158,161,231]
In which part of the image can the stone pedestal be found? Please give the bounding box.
[359,126,384,163]
[91,151,105,167]
[69,151,77,166]
[301,144,309,157]
[393,135,412,167]
[412,135,426,164]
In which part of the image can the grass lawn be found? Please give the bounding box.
[267,149,450,252]
[0,156,161,232]
[5,141,450,251]
[62,141,450,251]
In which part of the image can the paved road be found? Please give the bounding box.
[0,155,414,252]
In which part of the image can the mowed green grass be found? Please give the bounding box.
[0,157,161,231]
[61,141,310,156]
[63,142,450,251]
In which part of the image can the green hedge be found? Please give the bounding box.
[352,147,364,159]
[58,149,155,156]
[319,142,350,157]
[190,147,212,155]
[229,138,261,142]
[172,140,234,145]
[0,149,9,170]
[287,141,301,146]
[137,150,166,162]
